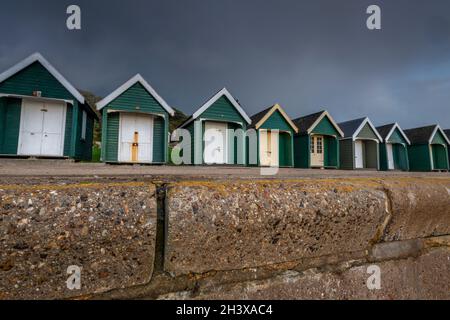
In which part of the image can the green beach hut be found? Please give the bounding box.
[404,125,449,172]
[338,117,383,170]
[376,123,410,171]
[445,129,450,163]
[292,110,344,169]
[248,104,298,167]
[177,88,251,165]
[96,74,175,164]
[0,53,97,160]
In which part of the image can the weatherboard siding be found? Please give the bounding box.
[0,61,96,160]
[356,123,378,140]
[63,104,73,157]
[0,62,73,100]
[259,110,293,133]
[198,96,246,124]
[386,128,405,144]
[75,107,94,161]
[104,112,120,162]
[188,95,248,165]
[431,145,449,170]
[408,144,431,171]
[107,83,169,116]
[0,98,21,154]
[257,110,295,167]
[152,116,165,163]
[101,82,170,164]
[311,116,339,136]
[339,139,354,169]
[294,135,309,168]
[324,136,339,168]
[431,131,447,145]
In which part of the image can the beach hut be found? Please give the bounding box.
[0,53,97,160]
[292,110,344,169]
[96,74,174,164]
[248,104,298,167]
[177,88,251,165]
[338,117,383,170]
[445,129,450,163]
[376,123,410,171]
[404,125,449,172]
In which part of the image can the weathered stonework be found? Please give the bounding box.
[165,180,388,275]
[382,179,450,241]
[189,247,450,300]
[0,182,157,300]
[0,176,449,300]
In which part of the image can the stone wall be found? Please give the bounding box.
[0,177,449,299]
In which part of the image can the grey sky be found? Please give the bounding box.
[1,0,450,129]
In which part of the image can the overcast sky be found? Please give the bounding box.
[1,0,450,129]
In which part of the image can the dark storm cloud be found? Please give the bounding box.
[0,0,450,128]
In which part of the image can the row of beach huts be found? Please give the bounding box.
[0,53,449,172]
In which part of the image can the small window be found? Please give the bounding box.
[317,137,323,154]
[81,110,87,140]
[310,137,315,153]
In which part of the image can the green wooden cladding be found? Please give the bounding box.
[101,82,169,163]
[200,96,245,124]
[379,128,409,171]
[408,145,432,171]
[187,95,248,165]
[255,110,295,167]
[0,61,95,160]
[339,139,354,169]
[294,114,340,168]
[0,98,21,154]
[432,145,448,170]
[356,123,378,140]
[407,130,449,171]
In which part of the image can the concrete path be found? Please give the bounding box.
[0,158,448,179]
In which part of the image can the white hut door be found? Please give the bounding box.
[119,114,153,163]
[204,121,227,164]
[355,140,364,169]
[260,130,279,167]
[310,136,324,167]
[386,143,394,170]
[19,99,65,157]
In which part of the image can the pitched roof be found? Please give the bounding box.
[444,129,450,140]
[292,111,324,134]
[338,117,383,141]
[404,125,450,145]
[249,106,273,129]
[96,74,175,116]
[249,104,298,133]
[338,117,366,138]
[376,122,410,145]
[292,110,344,137]
[179,88,251,128]
[0,52,85,104]
[376,123,395,140]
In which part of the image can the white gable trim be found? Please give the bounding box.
[385,123,411,145]
[307,111,344,137]
[0,52,85,104]
[429,125,450,145]
[191,88,251,125]
[352,117,383,142]
[96,74,175,116]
